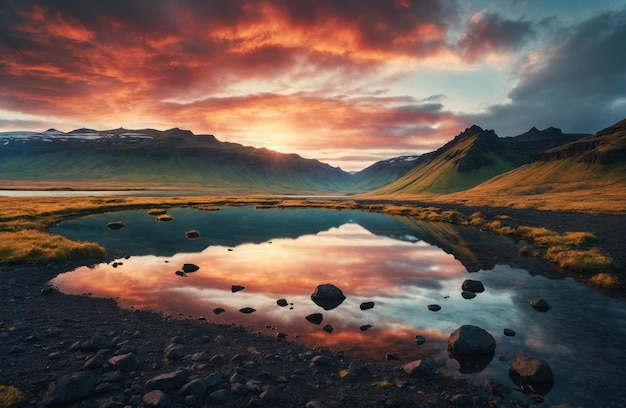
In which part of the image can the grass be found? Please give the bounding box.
[590,272,619,288]
[0,385,25,408]
[0,230,106,263]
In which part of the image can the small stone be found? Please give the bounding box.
[415,335,426,345]
[322,324,334,333]
[209,388,232,404]
[359,301,375,310]
[461,291,476,299]
[386,353,399,361]
[276,299,288,307]
[232,285,245,292]
[503,328,516,336]
[428,304,441,312]
[108,353,138,371]
[84,353,107,370]
[239,307,256,314]
[462,279,485,293]
[182,263,199,273]
[146,370,189,390]
[106,221,125,230]
[175,271,187,277]
[311,355,333,366]
[142,390,171,407]
[276,332,288,339]
[305,313,324,325]
[360,324,372,331]
[402,359,432,377]
[213,308,226,314]
[164,343,188,360]
[530,298,551,312]
[185,230,200,240]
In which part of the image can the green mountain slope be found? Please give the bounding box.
[0,128,352,193]
[434,118,626,212]
[370,125,589,195]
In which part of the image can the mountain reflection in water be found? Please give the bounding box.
[51,207,626,406]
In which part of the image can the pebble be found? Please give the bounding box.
[428,304,441,312]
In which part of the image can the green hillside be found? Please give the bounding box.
[441,118,626,212]
[0,128,352,194]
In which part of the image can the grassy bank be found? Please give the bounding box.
[0,195,619,288]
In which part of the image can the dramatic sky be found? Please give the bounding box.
[1,1,625,170]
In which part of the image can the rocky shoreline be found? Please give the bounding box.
[2,259,568,408]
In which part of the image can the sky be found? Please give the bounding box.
[1,0,625,171]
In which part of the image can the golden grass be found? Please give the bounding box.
[0,385,25,408]
[590,272,619,288]
[0,230,106,264]
[546,247,614,272]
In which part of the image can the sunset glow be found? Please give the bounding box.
[1,1,625,170]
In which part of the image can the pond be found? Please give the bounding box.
[51,206,626,406]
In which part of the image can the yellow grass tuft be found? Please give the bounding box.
[147,208,168,216]
[0,230,106,264]
[372,379,392,387]
[0,385,25,408]
[590,272,619,288]
[247,347,261,355]
[546,246,613,272]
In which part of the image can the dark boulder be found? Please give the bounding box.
[509,356,555,395]
[311,283,346,310]
[231,285,245,292]
[360,301,375,310]
[276,298,288,307]
[448,325,496,374]
[239,307,256,314]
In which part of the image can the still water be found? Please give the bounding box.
[51,207,626,406]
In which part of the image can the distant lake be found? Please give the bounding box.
[0,190,164,197]
[51,207,626,407]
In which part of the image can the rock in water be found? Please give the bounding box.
[185,230,200,239]
[360,301,375,310]
[276,298,288,307]
[106,221,125,230]
[509,356,555,395]
[311,283,346,310]
[428,304,441,312]
[462,279,485,293]
[530,298,551,312]
[305,313,324,325]
[182,263,199,273]
[448,325,496,374]
[239,307,256,314]
[231,285,245,292]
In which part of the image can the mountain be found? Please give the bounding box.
[453,118,626,209]
[370,125,589,195]
[0,128,352,193]
[351,155,421,191]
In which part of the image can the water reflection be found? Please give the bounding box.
[51,207,626,406]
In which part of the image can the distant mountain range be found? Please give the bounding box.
[1,119,624,199]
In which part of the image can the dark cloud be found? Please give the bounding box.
[457,10,535,62]
[464,8,626,136]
